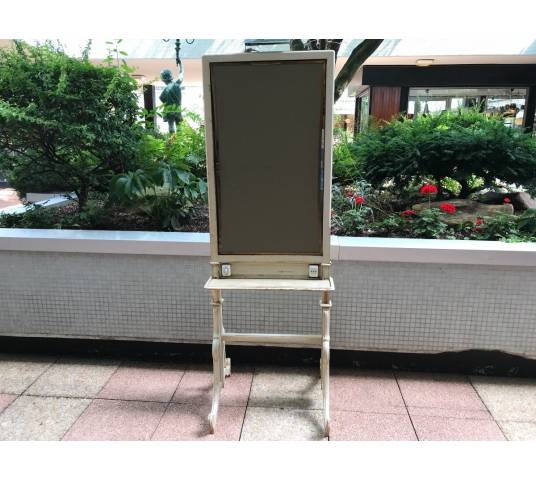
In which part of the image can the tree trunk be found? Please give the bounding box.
[76,184,89,211]
[289,39,384,103]
[333,40,384,102]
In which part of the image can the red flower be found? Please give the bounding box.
[475,217,483,226]
[503,197,511,204]
[400,209,417,217]
[439,202,457,214]
[419,184,438,195]
[354,195,365,205]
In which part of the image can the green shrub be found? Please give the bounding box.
[332,129,362,185]
[518,208,536,236]
[331,181,375,235]
[0,204,58,228]
[111,162,207,231]
[136,112,206,180]
[111,112,207,230]
[472,213,521,241]
[355,109,536,198]
[4,167,70,198]
[339,207,370,234]
[0,197,114,230]
[408,208,450,239]
[0,41,142,208]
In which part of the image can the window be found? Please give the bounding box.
[408,87,528,128]
[358,90,370,132]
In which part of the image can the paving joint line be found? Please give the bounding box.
[22,392,172,404]
[393,370,420,441]
[18,354,59,396]
[468,375,509,441]
[239,365,255,441]
[148,400,172,441]
[147,364,192,440]
[61,358,124,441]
[91,359,123,399]
[148,368,188,440]
[0,355,59,426]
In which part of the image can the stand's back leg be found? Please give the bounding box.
[321,290,331,437]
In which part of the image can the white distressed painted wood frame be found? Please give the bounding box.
[206,285,332,436]
[204,276,335,291]
[202,51,335,279]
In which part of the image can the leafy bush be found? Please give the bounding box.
[111,161,207,231]
[331,181,378,235]
[339,207,371,234]
[355,109,536,198]
[472,213,521,241]
[111,112,207,230]
[371,208,453,239]
[0,204,58,228]
[0,197,112,229]
[0,40,142,208]
[136,111,206,178]
[407,208,450,239]
[518,208,536,236]
[332,129,362,185]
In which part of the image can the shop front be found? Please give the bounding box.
[353,62,536,133]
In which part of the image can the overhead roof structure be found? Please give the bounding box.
[35,38,536,60]
[15,39,536,89]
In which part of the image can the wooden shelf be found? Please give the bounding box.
[204,277,334,291]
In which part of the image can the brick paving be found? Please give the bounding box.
[0,353,535,441]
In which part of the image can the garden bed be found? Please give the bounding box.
[2,193,535,243]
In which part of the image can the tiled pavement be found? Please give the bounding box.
[0,353,535,441]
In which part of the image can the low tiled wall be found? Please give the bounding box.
[1,230,535,358]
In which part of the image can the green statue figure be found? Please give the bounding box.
[159,64,184,133]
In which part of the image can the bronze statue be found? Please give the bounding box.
[159,64,183,133]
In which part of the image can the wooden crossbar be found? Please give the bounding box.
[221,333,322,346]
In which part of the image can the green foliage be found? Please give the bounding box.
[332,129,362,184]
[355,109,536,198]
[339,207,371,234]
[518,208,536,235]
[331,197,536,241]
[471,214,521,241]
[373,213,409,237]
[136,112,206,179]
[440,176,461,196]
[0,198,110,230]
[110,110,207,230]
[330,184,350,215]
[408,208,450,239]
[0,204,57,228]
[331,181,374,235]
[4,167,69,197]
[0,40,142,208]
[111,155,207,231]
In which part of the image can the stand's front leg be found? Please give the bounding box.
[208,289,223,434]
[320,291,331,437]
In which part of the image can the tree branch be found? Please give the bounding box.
[289,39,305,51]
[326,39,343,58]
[289,39,383,103]
[334,39,383,102]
